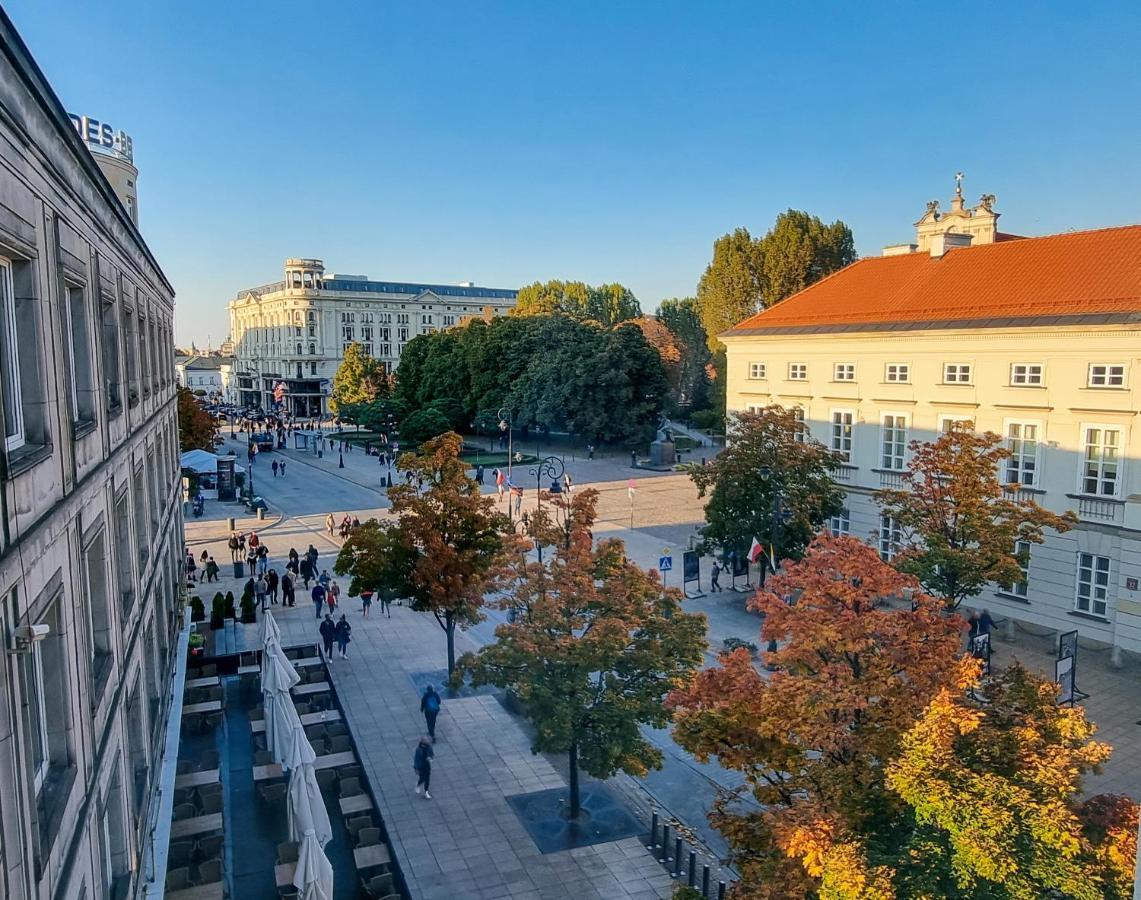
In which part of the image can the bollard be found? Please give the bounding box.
[647,811,659,850]
[718,882,726,900]
[226,516,235,531]
[257,506,265,521]
[673,838,682,878]
[660,824,671,861]
[688,851,696,887]
[702,865,710,897]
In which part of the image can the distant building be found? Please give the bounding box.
[723,183,1141,661]
[229,258,517,415]
[0,10,182,900]
[176,354,236,403]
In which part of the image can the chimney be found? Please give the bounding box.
[882,243,917,257]
[929,231,973,258]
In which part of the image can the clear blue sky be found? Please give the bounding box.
[7,1,1141,348]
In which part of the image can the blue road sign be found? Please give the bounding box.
[659,555,673,571]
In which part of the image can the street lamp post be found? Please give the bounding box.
[497,407,514,479]
[528,456,565,510]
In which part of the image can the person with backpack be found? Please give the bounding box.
[413,736,433,800]
[205,556,220,583]
[334,614,352,659]
[319,614,336,660]
[228,533,241,563]
[420,685,442,741]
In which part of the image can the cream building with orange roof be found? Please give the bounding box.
[722,186,1141,661]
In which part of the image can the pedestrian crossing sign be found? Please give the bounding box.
[659,555,673,571]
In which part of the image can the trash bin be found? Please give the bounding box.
[233,560,245,578]
[226,516,235,531]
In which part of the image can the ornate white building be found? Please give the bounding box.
[228,258,517,415]
[723,186,1141,662]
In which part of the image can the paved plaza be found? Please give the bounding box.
[182,431,1141,897]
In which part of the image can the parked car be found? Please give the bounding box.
[250,432,275,452]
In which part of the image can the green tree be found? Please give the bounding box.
[761,209,857,304]
[876,425,1076,610]
[330,342,388,414]
[336,433,506,674]
[657,297,712,410]
[688,405,845,577]
[461,491,705,818]
[695,227,765,352]
[398,408,452,447]
[695,212,856,353]
[511,279,641,327]
[177,386,216,450]
[355,397,408,435]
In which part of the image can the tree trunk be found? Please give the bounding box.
[445,612,456,677]
[567,740,581,819]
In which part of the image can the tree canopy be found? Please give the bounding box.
[177,386,216,451]
[695,211,856,352]
[329,342,389,414]
[394,314,669,446]
[511,279,641,327]
[333,432,507,674]
[656,297,713,411]
[876,425,1076,609]
[688,405,845,573]
[461,491,706,818]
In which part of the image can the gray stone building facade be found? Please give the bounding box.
[0,10,182,900]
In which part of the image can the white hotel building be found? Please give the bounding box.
[723,188,1141,662]
[228,258,517,416]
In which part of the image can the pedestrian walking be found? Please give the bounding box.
[710,561,722,592]
[360,587,373,617]
[200,549,209,565]
[205,556,220,583]
[299,556,314,589]
[413,737,433,799]
[185,550,197,583]
[378,589,393,619]
[475,464,484,485]
[272,460,279,478]
[319,614,336,659]
[335,614,352,659]
[318,569,331,590]
[255,574,268,611]
[238,532,247,558]
[266,569,279,604]
[279,459,286,477]
[282,571,295,607]
[228,532,241,563]
[563,472,573,493]
[420,685,441,741]
[495,468,504,501]
[306,544,319,568]
[328,580,341,613]
[256,547,269,577]
[312,582,327,619]
[287,547,299,574]
[587,443,594,460]
[513,488,522,518]
[325,513,335,537]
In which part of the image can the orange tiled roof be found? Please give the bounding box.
[725,225,1141,334]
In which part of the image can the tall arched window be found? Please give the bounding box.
[296,343,302,356]
[309,343,316,355]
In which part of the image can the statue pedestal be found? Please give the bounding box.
[649,438,676,468]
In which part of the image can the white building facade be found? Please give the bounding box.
[724,190,1141,661]
[175,355,235,403]
[0,11,183,900]
[228,258,517,416]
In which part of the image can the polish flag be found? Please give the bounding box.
[748,537,764,564]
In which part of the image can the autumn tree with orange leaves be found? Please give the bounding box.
[335,432,507,675]
[461,490,705,819]
[670,533,966,898]
[876,425,1076,610]
[669,532,1137,898]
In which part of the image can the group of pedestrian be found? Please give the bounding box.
[413,684,443,799]
[270,459,288,478]
[309,568,342,618]
[318,613,353,659]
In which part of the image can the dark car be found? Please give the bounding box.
[250,432,275,452]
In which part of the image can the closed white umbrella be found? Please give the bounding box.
[281,720,317,771]
[288,757,332,846]
[293,828,334,900]
[261,643,300,760]
[259,609,281,646]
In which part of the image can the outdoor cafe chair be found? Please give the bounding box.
[165,867,191,892]
[195,835,223,862]
[199,792,223,815]
[329,735,351,754]
[258,782,287,805]
[172,802,197,821]
[194,858,223,885]
[355,827,381,849]
[339,777,362,798]
[277,841,299,864]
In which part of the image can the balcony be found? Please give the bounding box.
[875,469,905,489]
[1068,494,1125,525]
[830,464,857,483]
